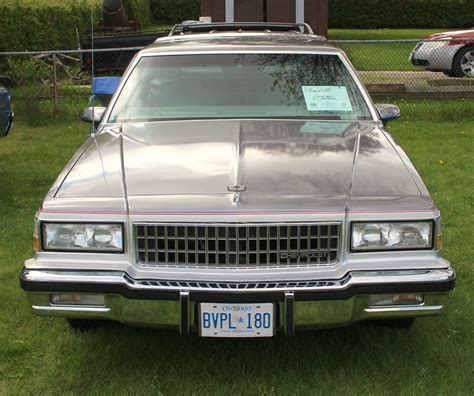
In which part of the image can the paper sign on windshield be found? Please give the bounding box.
[302,86,353,112]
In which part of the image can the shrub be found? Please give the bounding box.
[149,0,474,28]
[122,0,152,28]
[0,1,100,52]
[5,57,53,124]
[329,0,474,29]
[0,0,152,52]
[151,0,200,24]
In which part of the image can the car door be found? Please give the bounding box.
[0,86,13,138]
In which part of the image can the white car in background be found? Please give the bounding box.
[410,29,474,77]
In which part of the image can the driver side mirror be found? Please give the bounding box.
[80,107,107,127]
[376,104,401,125]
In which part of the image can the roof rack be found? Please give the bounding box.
[169,22,315,36]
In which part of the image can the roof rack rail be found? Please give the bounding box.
[169,22,315,36]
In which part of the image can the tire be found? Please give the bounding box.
[370,318,416,329]
[450,45,474,78]
[443,70,458,78]
[66,318,107,331]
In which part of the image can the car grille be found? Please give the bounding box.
[135,223,340,269]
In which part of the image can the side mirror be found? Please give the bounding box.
[376,104,401,125]
[80,107,107,127]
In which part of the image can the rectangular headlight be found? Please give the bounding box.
[351,221,433,251]
[42,223,123,252]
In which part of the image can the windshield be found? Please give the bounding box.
[108,53,373,122]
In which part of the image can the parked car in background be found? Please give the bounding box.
[21,23,455,337]
[0,85,13,138]
[410,29,474,77]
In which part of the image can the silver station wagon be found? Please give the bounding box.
[20,23,455,337]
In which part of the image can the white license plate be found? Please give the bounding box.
[199,303,275,338]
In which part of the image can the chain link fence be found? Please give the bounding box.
[332,39,474,103]
[0,39,472,119]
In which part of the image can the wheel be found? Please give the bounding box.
[370,318,415,329]
[66,318,107,331]
[450,45,474,78]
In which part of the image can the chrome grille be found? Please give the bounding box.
[135,223,340,269]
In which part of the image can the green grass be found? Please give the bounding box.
[328,29,447,72]
[143,23,174,32]
[0,101,473,395]
[327,28,443,40]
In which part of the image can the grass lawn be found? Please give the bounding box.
[328,29,449,72]
[0,101,473,395]
[327,28,443,40]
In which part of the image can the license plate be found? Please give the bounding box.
[199,303,275,338]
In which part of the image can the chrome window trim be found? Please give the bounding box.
[103,49,379,124]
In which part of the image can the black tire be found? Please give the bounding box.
[450,45,474,78]
[370,318,416,329]
[66,318,107,331]
[443,70,458,78]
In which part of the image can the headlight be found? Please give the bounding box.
[422,39,451,50]
[42,223,123,252]
[351,221,433,251]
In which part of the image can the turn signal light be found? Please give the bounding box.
[369,294,424,307]
[33,217,39,252]
[435,233,443,250]
[50,294,105,306]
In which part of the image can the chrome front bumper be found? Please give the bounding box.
[20,267,455,334]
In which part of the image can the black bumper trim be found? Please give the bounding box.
[411,59,429,67]
[20,269,456,303]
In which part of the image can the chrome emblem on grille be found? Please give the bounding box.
[280,252,329,260]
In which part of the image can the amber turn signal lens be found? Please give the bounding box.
[33,236,39,252]
[435,233,443,250]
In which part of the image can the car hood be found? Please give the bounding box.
[425,29,474,40]
[122,119,424,197]
[55,119,424,201]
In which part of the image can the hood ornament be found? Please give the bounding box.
[227,185,247,193]
[227,185,247,205]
